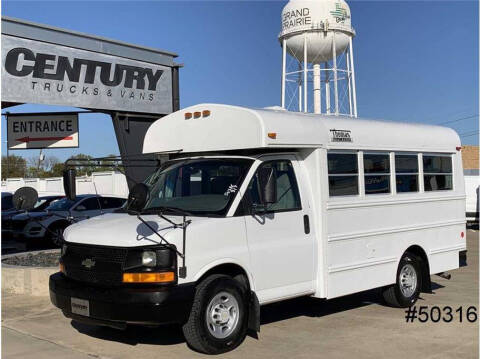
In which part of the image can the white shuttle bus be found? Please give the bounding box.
[48,104,467,354]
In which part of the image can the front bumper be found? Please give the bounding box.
[49,272,195,328]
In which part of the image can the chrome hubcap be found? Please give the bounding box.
[399,263,417,298]
[206,292,239,339]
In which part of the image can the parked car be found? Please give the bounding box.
[10,194,126,246]
[1,192,14,211]
[2,195,63,238]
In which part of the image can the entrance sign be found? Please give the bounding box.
[7,113,79,149]
[2,35,173,114]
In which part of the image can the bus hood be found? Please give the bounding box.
[63,212,212,248]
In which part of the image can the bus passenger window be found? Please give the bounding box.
[327,153,358,196]
[395,154,419,192]
[423,155,453,191]
[364,154,390,194]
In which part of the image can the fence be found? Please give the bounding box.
[1,171,129,198]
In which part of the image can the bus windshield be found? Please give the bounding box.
[143,158,253,217]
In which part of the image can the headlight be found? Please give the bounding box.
[142,251,157,267]
[124,246,176,271]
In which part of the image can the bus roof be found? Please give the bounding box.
[143,103,460,155]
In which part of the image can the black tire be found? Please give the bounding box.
[383,253,422,308]
[47,223,66,247]
[182,274,248,354]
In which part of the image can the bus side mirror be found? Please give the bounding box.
[13,187,38,211]
[63,169,76,201]
[127,183,150,213]
[258,166,277,205]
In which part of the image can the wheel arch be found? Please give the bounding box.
[194,260,255,292]
[47,219,70,231]
[402,244,431,293]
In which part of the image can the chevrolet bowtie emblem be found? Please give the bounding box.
[81,258,96,269]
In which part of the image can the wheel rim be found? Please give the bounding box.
[205,291,239,339]
[399,263,417,298]
[52,228,63,246]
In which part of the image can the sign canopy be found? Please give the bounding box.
[7,113,79,149]
[1,16,179,115]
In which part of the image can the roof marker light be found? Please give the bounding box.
[202,110,211,117]
[194,111,201,118]
[185,112,192,120]
[268,132,277,139]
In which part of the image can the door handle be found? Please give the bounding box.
[303,215,310,234]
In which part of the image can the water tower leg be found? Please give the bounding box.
[332,31,339,116]
[281,38,286,109]
[346,51,353,117]
[349,37,358,118]
[325,62,330,114]
[303,33,308,113]
[298,81,302,112]
[313,64,321,114]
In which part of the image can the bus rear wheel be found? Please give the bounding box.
[383,253,422,308]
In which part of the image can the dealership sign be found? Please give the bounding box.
[7,113,79,149]
[1,35,173,114]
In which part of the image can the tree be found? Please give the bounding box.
[25,154,61,178]
[44,155,60,172]
[49,163,65,177]
[66,154,96,176]
[1,155,27,179]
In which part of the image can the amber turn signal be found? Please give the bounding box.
[122,272,175,283]
[59,263,65,274]
[268,132,277,139]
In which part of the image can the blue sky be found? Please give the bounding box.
[2,0,478,162]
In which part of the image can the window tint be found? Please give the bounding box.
[78,197,101,211]
[423,156,452,173]
[364,154,390,194]
[423,155,452,191]
[328,154,358,174]
[2,194,14,210]
[395,154,419,193]
[100,197,126,209]
[395,155,418,173]
[329,176,359,196]
[364,154,390,173]
[244,160,301,213]
[328,153,358,196]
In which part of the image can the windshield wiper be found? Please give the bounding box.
[145,206,192,217]
[142,206,192,228]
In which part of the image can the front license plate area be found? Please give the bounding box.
[71,297,90,317]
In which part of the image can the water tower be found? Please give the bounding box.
[279,0,357,117]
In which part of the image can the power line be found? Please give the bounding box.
[436,114,478,126]
[459,130,479,138]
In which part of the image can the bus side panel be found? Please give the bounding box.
[325,197,465,299]
[324,150,466,299]
[326,220,465,299]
